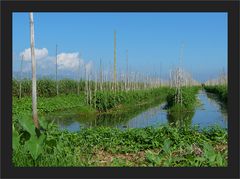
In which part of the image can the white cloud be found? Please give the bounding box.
[20,48,48,61]
[57,52,80,70]
[17,48,92,77]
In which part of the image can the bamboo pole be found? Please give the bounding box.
[19,54,24,99]
[100,59,103,91]
[113,31,117,91]
[85,64,88,104]
[56,44,59,96]
[94,72,97,108]
[89,73,92,106]
[126,49,128,91]
[77,53,81,95]
[29,12,39,129]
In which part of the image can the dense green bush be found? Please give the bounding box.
[204,85,227,103]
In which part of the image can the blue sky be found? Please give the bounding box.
[13,12,227,82]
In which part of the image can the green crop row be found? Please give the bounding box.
[204,85,227,104]
[12,79,148,98]
[13,79,86,97]
[92,87,170,112]
[13,87,170,117]
[166,86,200,112]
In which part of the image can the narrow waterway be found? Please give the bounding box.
[192,90,227,129]
[47,90,227,132]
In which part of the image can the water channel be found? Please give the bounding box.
[46,90,227,132]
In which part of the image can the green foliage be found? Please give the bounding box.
[165,87,200,128]
[37,79,57,97]
[12,79,86,98]
[166,86,200,111]
[204,85,227,104]
[12,125,21,150]
[12,81,227,167]
[13,115,48,161]
[13,94,86,116]
[25,134,46,160]
[12,123,228,167]
[18,115,36,136]
[94,87,170,112]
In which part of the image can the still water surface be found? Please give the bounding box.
[47,90,227,132]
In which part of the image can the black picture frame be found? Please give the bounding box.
[1,0,239,178]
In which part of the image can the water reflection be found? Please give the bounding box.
[167,110,194,128]
[191,90,227,129]
[47,100,168,132]
[46,90,228,132]
[205,92,227,121]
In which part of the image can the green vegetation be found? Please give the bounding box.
[13,117,228,167]
[13,79,86,97]
[166,86,200,111]
[13,87,171,134]
[165,86,200,128]
[94,87,169,112]
[13,87,170,118]
[12,12,228,168]
[13,79,150,98]
[204,85,227,104]
[12,81,228,167]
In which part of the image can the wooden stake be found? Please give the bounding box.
[19,54,24,99]
[56,44,59,96]
[77,53,81,95]
[29,12,39,129]
[114,31,117,91]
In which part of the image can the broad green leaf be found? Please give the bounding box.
[18,116,36,136]
[25,134,46,160]
[215,153,223,166]
[162,139,172,154]
[12,125,20,150]
[39,118,48,130]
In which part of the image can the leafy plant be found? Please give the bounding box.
[25,134,46,160]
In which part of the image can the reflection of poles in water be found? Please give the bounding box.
[167,110,194,128]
